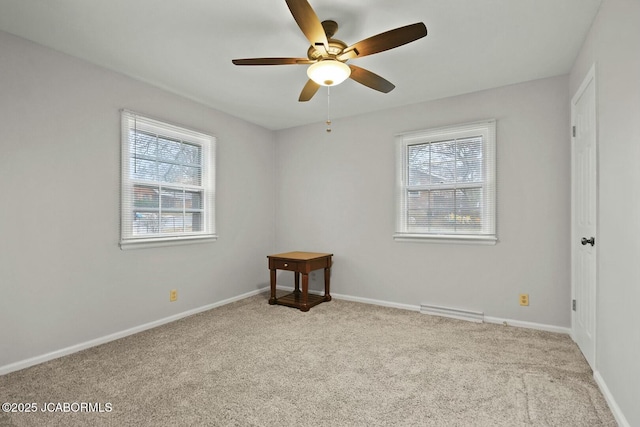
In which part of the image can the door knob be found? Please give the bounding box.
[581,237,595,246]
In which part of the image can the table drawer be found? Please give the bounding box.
[271,260,298,271]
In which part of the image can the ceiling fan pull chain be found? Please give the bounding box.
[326,86,332,133]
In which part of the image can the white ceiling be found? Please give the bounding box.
[0,0,601,130]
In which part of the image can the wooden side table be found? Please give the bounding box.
[267,251,333,312]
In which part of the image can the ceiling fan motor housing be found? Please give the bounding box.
[307,39,348,61]
[306,20,349,61]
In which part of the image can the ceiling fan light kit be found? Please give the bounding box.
[307,60,351,86]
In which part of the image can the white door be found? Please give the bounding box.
[571,65,597,369]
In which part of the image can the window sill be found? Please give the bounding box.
[393,233,497,245]
[120,234,217,250]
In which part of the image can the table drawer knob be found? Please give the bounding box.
[284,263,288,267]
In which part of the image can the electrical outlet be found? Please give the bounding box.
[519,294,529,306]
[170,289,178,302]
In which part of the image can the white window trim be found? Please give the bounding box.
[120,235,218,250]
[120,110,217,249]
[394,120,497,244]
[392,233,497,244]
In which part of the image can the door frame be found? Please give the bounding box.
[570,63,598,369]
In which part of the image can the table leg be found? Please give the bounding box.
[300,273,309,311]
[324,266,332,301]
[294,272,300,294]
[269,269,277,305]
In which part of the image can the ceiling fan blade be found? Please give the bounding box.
[337,22,427,61]
[299,79,320,102]
[285,0,329,50]
[232,58,313,65]
[348,65,395,93]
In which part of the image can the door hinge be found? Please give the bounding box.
[572,126,576,137]
[572,299,576,311]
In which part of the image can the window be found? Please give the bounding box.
[120,111,216,249]
[395,120,496,243]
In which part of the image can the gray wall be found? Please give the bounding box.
[570,0,640,425]
[275,75,571,327]
[0,31,275,368]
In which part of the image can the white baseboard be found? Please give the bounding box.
[329,292,422,312]
[594,370,630,427]
[0,288,265,376]
[484,316,571,335]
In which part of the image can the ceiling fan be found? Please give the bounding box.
[232,0,427,102]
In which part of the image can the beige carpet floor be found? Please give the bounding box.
[0,293,616,426]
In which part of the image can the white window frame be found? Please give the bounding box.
[120,110,217,249]
[394,120,497,244]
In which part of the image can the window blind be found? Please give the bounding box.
[395,120,496,242]
[120,111,216,248]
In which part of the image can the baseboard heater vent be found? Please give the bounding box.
[420,304,484,323]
